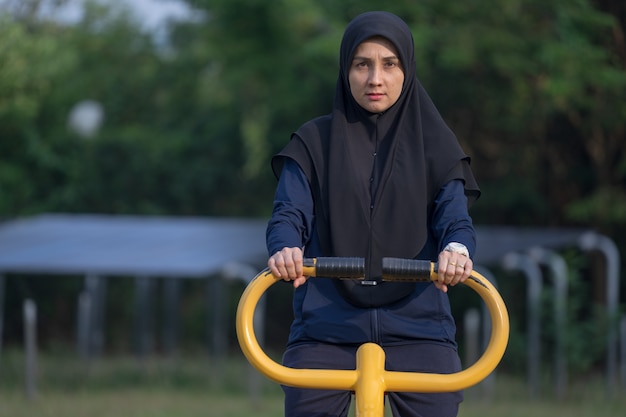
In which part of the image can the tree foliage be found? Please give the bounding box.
[1,0,624,229]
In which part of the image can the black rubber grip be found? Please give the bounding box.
[311,257,365,278]
[382,258,433,282]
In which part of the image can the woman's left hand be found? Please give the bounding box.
[436,250,472,293]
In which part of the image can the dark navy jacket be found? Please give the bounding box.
[267,158,476,348]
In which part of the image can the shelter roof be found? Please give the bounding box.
[0,214,268,278]
[0,214,590,278]
[473,226,588,265]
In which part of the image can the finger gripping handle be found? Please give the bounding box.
[382,258,433,282]
[308,257,365,278]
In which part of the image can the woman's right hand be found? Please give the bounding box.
[268,247,307,288]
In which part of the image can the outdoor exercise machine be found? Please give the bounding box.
[236,257,509,417]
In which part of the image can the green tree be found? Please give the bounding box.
[2,0,625,228]
[0,14,77,215]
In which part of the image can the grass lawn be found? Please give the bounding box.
[0,350,624,417]
[0,389,283,417]
[459,377,625,417]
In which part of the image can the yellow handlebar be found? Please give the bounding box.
[236,265,509,417]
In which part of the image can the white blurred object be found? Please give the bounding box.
[67,100,104,138]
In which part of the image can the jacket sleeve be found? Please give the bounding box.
[430,179,477,258]
[266,158,315,257]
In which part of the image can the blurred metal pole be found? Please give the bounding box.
[23,299,37,401]
[528,247,568,400]
[162,278,181,356]
[0,274,4,371]
[76,291,92,360]
[578,232,620,398]
[134,276,155,356]
[222,262,264,406]
[620,315,626,391]
[207,275,226,380]
[84,274,107,357]
[502,252,543,399]
[474,265,498,400]
[464,308,481,367]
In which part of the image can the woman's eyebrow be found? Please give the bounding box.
[352,55,399,61]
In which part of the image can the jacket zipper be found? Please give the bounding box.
[371,308,381,344]
[370,116,382,344]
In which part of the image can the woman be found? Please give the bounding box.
[266,11,480,417]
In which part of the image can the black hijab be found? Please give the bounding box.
[272,11,480,306]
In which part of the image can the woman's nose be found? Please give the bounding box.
[368,64,383,85]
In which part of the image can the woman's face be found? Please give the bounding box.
[348,37,404,113]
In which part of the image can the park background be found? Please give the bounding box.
[0,0,625,416]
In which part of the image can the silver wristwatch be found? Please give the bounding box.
[443,242,469,257]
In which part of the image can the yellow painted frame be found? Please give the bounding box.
[236,265,509,417]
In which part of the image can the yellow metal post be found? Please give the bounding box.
[355,343,387,417]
